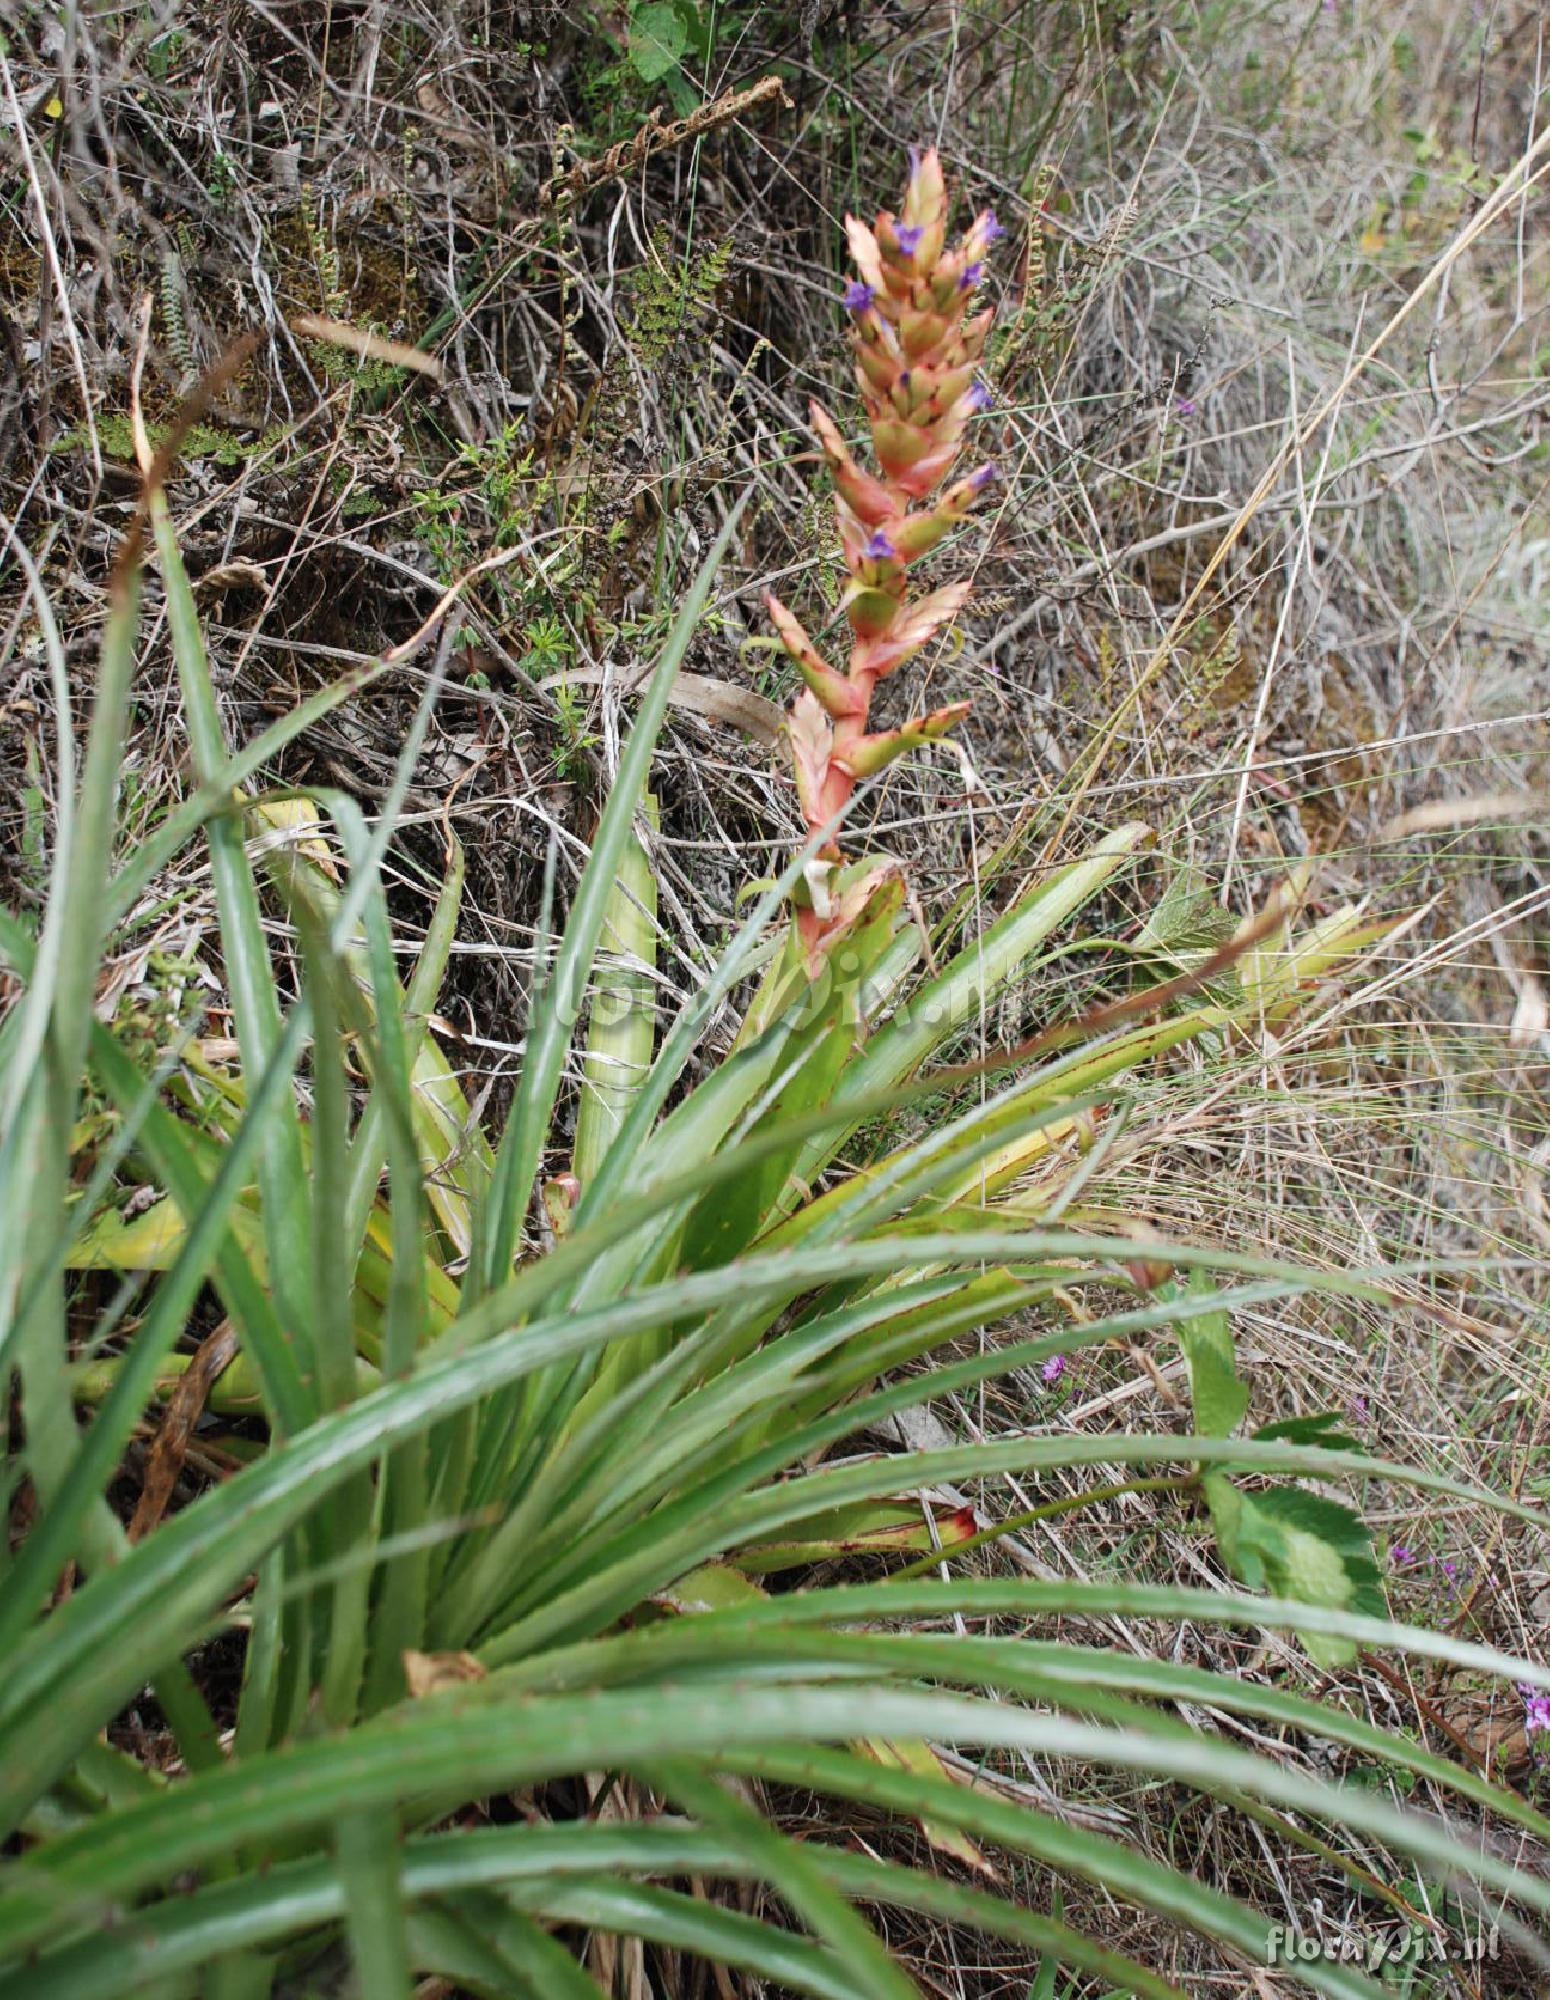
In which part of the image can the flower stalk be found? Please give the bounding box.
[766,147,1001,960]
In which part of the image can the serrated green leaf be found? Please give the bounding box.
[1136,872,1237,961]
[1253,1411,1366,1453]
[1203,1475,1383,1668]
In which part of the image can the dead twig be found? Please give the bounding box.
[538,76,792,212]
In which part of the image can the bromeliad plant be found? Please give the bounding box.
[767,147,999,967]
[2,177,1550,2000]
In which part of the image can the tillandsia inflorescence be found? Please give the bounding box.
[766,146,1001,964]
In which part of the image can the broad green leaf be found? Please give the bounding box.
[854,1736,993,1876]
[1172,1273,1250,1438]
[1203,1476,1384,1669]
[628,1,688,83]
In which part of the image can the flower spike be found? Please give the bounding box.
[767,149,1001,946]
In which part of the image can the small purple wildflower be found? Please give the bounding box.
[958,260,984,292]
[894,222,925,257]
[982,210,1005,244]
[861,528,898,563]
[1175,396,1197,416]
[1040,1354,1067,1386]
[1347,1394,1369,1425]
[1519,1684,1550,1737]
[843,280,876,314]
[969,461,1000,492]
[1442,1559,1459,1581]
[966,380,993,414]
[1389,1545,1413,1569]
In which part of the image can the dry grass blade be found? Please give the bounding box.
[289,316,447,382]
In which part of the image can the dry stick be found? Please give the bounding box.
[1023,118,1550,884]
[537,75,791,211]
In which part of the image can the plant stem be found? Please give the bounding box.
[892,1472,1199,1582]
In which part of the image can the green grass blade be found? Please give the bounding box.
[648,1759,917,2000]
[9,562,143,1578]
[8,1680,1530,1984]
[500,1879,856,2000]
[787,820,1154,1189]
[336,1808,412,2000]
[358,870,433,1711]
[572,794,659,1190]
[150,488,316,1400]
[465,493,748,1304]
[0,1824,730,1998]
[523,1619,1550,1845]
[442,1894,611,1997]
[0,530,73,1146]
[717,1742,1386,2000]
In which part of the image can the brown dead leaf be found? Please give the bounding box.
[402,1649,487,1697]
[129,1320,240,1542]
[541,665,784,746]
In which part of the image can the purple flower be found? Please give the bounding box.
[982,210,1005,244]
[958,260,985,292]
[966,380,993,414]
[861,528,898,562]
[1040,1354,1067,1386]
[1175,396,1197,416]
[843,280,876,314]
[969,461,1000,492]
[1389,1545,1413,1568]
[894,222,924,257]
[1442,1559,1458,1581]
[1520,1685,1550,1737]
[1347,1394,1369,1425]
